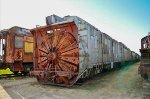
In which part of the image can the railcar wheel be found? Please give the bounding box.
[21,71,28,76]
[143,74,148,80]
[14,71,18,75]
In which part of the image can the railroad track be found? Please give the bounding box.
[143,80,150,98]
[0,74,29,79]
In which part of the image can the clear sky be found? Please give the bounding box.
[0,0,150,54]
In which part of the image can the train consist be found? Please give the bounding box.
[30,15,140,86]
[0,27,33,75]
[139,33,150,81]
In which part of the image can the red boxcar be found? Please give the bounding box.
[0,26,33,75]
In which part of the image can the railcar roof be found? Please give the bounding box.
[140,49,150,53]
[141,36,148,42]
[66,16,100,32]
[31,21,75,31]
[8,26,32,36]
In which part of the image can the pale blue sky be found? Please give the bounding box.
[0,0,150,54]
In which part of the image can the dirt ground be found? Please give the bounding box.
[0,62,149,99]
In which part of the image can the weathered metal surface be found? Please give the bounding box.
[13,61,24,71]
[118,42,123,62]
[53,16,103,77]
[5,31,14,63]
[31,21,79,85]
[141,33,150,49]
[24,42,33,53]
[102,33,113,64]
[121,43,132,62]
[112,39,119,62]
[139,33,150,81]
[23,53,33,63]
[23,36,33,62]
[14,49,23,61]
[131,51,139,61]
[46,14,64,25]
[0,27,33,73]
[31,15,139,86]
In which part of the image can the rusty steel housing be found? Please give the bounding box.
[0,26,33,74]
[139,33,150,81]
[31,15,140,86]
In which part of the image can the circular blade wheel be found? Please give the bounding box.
[37,29,79,85]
